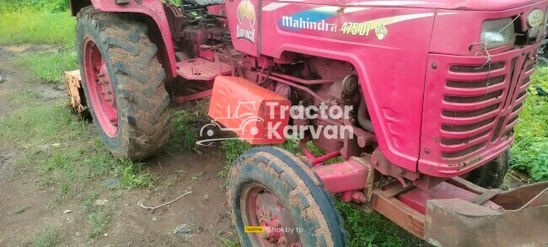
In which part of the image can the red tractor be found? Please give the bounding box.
[66,0,548,246]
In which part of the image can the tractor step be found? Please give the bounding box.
[176,58,232,81]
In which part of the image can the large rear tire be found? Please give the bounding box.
[227,146,348,247]
[76,7,170,159]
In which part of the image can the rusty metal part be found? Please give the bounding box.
[424,182,548,247]
[470,189,500,205]
[269,72,333,85]
[371,149,420,187]
[163,3,184,43]
[261,73,326,102]
[491,181,548,210]
[372,181,548,247]
[64,70,88,115]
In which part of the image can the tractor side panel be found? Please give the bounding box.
[257,3,436,171]
[88,0,177,77]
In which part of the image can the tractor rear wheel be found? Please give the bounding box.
[227,146,348,247]
[76,7,170,159]
[466,150,509,189]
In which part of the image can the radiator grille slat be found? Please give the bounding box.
[446,76,505,89]
[441,118,495,132]
[449,62,505,73]
[442,104,499,118]
[444,90,503,104]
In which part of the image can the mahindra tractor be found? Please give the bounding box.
[64,0,548,246]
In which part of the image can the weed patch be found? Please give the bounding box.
[17,49,78,83]
[119,160,154,189]
[218,139,252,179]
[0,10,75,46]
[0,90,154,200]
[22,227,63,247]
[511,65,548,181]
[336,202,425,247]
[168,110,200,151]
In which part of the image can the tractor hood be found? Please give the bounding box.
[338,0,545,11]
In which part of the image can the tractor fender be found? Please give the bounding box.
[70,0,177,78]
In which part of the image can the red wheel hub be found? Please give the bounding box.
[242,184,302,247]
[83,38,118,137]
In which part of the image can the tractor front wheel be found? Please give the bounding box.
[466,150,509,189]
[76,7,170,159]
[227,146,348,247]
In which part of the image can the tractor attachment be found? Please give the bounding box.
[64,70,88,116]
[371,178,548,247]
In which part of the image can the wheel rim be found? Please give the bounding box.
[83,38,118,137]
[241,183,302,247]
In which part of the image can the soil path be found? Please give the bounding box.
[0,45,234,246]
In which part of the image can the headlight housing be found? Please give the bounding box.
[481,18,516,49]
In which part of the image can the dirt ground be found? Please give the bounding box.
[0,45,236,246]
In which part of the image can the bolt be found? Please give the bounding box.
[432,63,438,69]
[424,148,430,154]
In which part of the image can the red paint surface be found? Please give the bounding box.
[397,181,502,214]
[208,76,291,144]
[312,160,368,193]
[83,38,118,137]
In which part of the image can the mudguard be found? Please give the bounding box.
[73,0,177,77]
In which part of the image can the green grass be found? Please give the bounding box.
[0,0,70,14]
[337,202,425,247]
[0,90,153,239]
[0,10,75,47]
[0,91,154,195]
[169,110,200,151]
[15,206,29,214]
[218,139,252,179]
[22,227,63,247]
[119,160,154,189]
[510,65,548,181]
[88,209,112,237]
[17,49,79,83]
[81,191,114,237]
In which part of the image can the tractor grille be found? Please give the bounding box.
[420,47,538,171]
[439,58,533,161]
